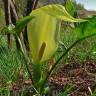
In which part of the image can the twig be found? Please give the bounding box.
[9,0,18,20]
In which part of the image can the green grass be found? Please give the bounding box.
[0,46,22,82]
[0,36,26,83]
[55,23,96,65]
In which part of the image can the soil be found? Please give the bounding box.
[10,60,96,96]
[48,60,96,96]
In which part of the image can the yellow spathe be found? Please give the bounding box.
[27,4,86,63]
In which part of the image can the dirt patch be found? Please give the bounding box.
[8,60,96,96]
[49,60,96,96]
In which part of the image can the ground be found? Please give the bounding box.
[49,60,96,96]
[9,60,96,96]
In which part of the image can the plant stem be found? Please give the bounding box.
[18,37,40,95]
[33,63,41,85]
[23,57,40,95]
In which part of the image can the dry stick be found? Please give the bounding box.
[10,0,27,54]
[3,0,11,24]
[9,0,18,20]
[9,0,40,94]
[11,0,15,5]
[3,0,13,48]
[8,0,12,24]
[8,0,15,48]
[9,0,20,49]
[9,0,31,78]
[32,0,39,9]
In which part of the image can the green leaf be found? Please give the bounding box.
[15,16,34,35]
[75,16,96,39]
[65,0,74,16]
[27,4,86,64]
[1,16,34,36]
[1,24,15,35]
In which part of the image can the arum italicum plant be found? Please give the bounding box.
[2,0,96,95]
[26,4,86,94]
